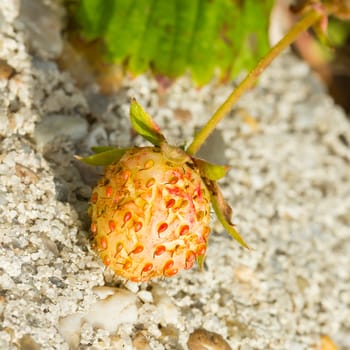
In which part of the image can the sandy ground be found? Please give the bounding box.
[1,1,350,349]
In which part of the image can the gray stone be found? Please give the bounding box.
[17,0,63,59]
[34,114,88,148]
[187,328,232,350]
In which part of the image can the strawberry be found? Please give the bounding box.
[78,99,248,281]
[89,145,210,281]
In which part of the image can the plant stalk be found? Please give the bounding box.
[186,8,323,156]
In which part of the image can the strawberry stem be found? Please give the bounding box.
[186,8,323,156]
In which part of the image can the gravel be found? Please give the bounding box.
[1,1,350,350]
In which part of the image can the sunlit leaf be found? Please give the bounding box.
[75,0,116,40]
[74,0,274,84]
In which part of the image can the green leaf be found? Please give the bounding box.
[75,148,128,166]
[194,158,230,181]
[130,98,166,146]
[105,0,151,62]
[208,180,249,249]
[188,0,224,83]
[226,0,274,80]
[75,0,116,41]
[74,0,274,84]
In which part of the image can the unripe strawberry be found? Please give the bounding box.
[79,99,248,282]
[89,146,211,282]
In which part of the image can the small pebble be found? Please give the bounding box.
[18,334,41,350]
[0,59,15,79]
[187,328,232,350]
[34,114,88,148]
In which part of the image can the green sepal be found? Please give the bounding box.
[197,254,206,271]
[208,180,249,249]
[194,158,230,181]
[313,17,333,48]
[130,98,166,146]
[75,148,128,166]
[160,142,189,165]
[91,146,117,154]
